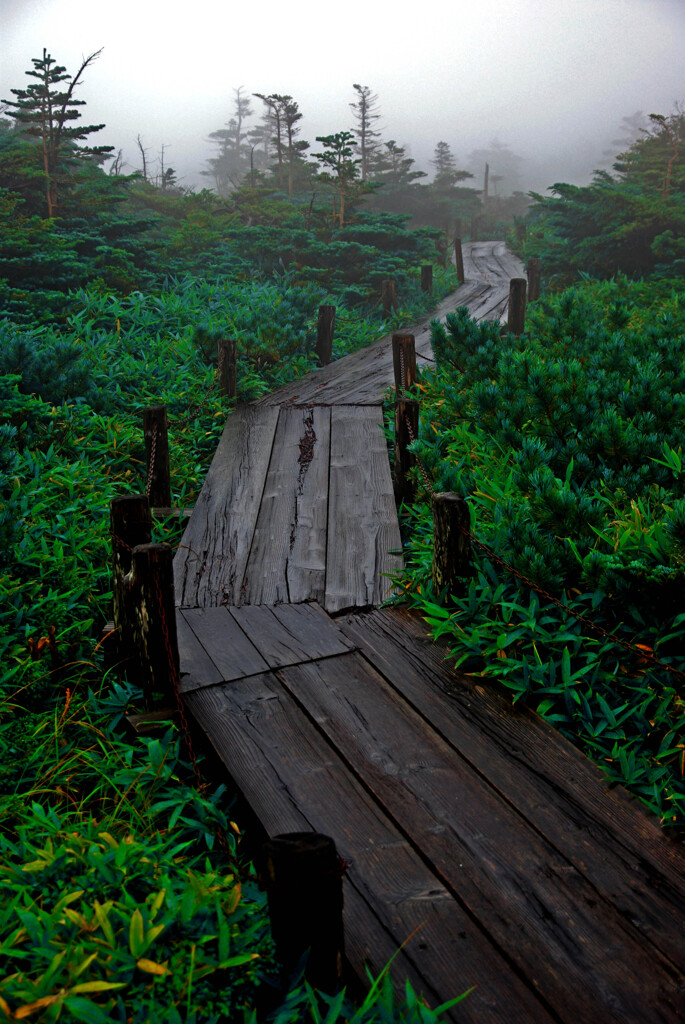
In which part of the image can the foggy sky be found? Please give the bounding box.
[2,0,684,194]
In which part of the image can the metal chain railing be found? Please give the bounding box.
[145,420,158,497]
[397,349,685,683]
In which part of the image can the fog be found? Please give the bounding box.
[2,0,684,195]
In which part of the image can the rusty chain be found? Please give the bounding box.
[397,348,685,683]
[145,419,158,497]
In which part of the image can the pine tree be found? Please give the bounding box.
[204,87,254,195]
[2,48,112,218]
[312,131,363,227]
[349,84,382,181]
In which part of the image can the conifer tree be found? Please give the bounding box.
[349,84,382,181]
[2,48,111,218]
[313,131,363,227]
[204,87,254,194]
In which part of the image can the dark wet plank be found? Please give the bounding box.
[325,406,402,613]
[176,609,223,691]
[241,406,331,606]
[337,607,685,971]
[178,606,268,689]
[278,651,683,1023]
[173,404,279,608]
[185,671,555,1024]
[228,602,355,668]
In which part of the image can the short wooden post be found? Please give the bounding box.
[432,493,472,598]
[261,833,345,994]
[507,278,527,336]
[391,333,416,394]
[316,305,335,366]
[143,405,171,509]
[470,216,479,242]
[527,257,541,301]
[130,542,179,710]
[421,264,433,292]
[381,279,397,318]
[110,494,151,668]
[218,338,237,399]
[394,399,419,505]
[515,221,527,245]
[454,237,465,284]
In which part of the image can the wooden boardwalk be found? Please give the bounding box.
[174,242,685,1022]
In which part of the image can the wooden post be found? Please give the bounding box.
[218,338,237,399]
[316,305,335,366]
[391,333,416,395]
[515,221,527,245]
[527,257,541,302]
[421,264,433,292]
[143,405,171,509]
[381,279,397,318]
[507,278,527,336]
[470,217,479,242]
[110,494,151,668]
[261,833,345,994]
[432,493,472,598]
[394,399,419,506]
[454,237,465,284]
[130,542,179,710]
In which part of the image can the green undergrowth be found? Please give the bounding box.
[1,264,464,1021]
[391,276,685,830]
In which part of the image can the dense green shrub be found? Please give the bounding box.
[396,278,685,828]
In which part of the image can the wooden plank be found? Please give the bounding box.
[228,603,355,668]
[337,607,685,968]
[185,673,554,1023]
[241,406,330,605]
[176,609,223,692]
[325,406,402,613]
[173,404,279,608]
[278,652,683,1024]
[179,606,268,688]
[256,243,522,410]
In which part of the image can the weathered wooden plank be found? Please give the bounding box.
[338,607,685,968]
[176,609,223,692]
[270,602,357,659]
[255,243,522,410]
[173,404,279,608]
[241,406,330,605]
[179,606,268,687]
[325,407,402,613]
[279,652,683,1024]
[185,673,554,1023]
[228,603,355,668]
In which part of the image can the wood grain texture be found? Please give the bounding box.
[325,406,402,613]
[228,602,355,668]
[176,609,223,692]
[173,404,279,608]
[278,652,683,1024]
[241,406,330,605]
[338,608,685,973]
[178,606,268,689]
[185,672,554,1023]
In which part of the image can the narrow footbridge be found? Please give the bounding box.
[173,242,685,1023]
